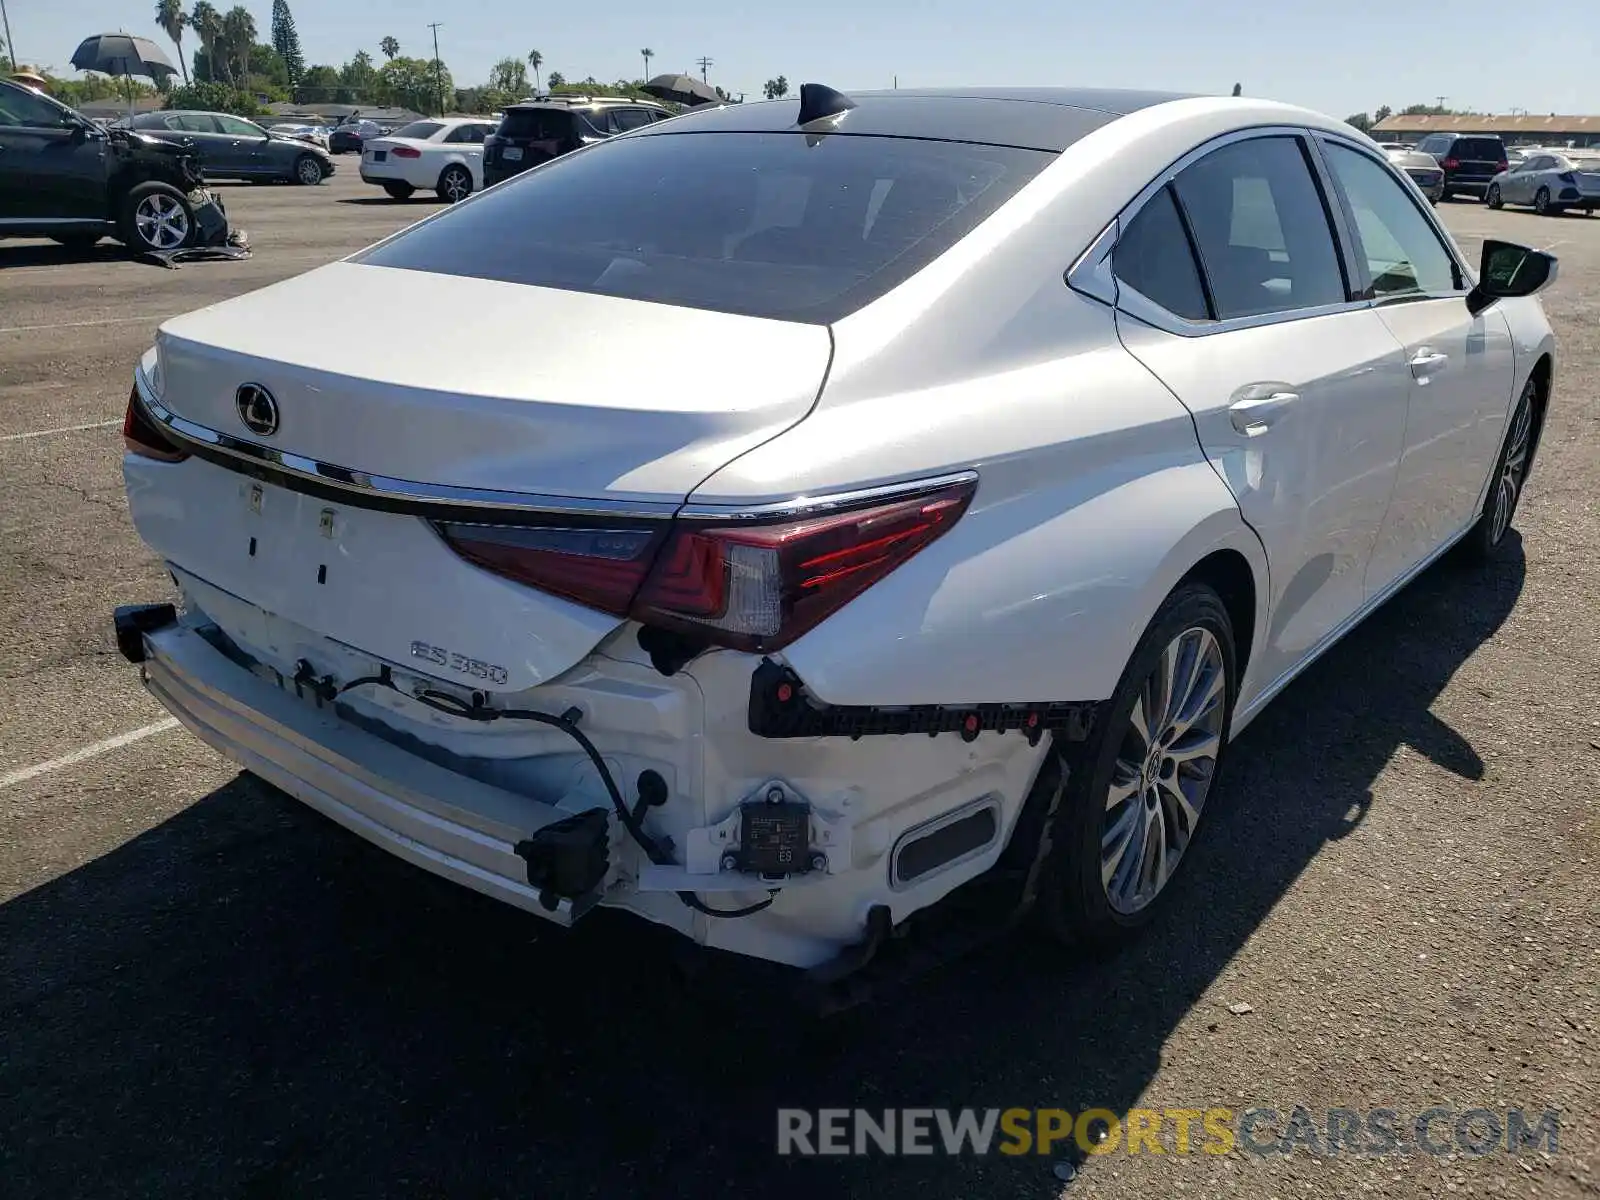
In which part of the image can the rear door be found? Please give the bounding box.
[1111,131,1413,690]
[1316,136,1516,593]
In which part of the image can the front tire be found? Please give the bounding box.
[1461,377,1537,561]
[382,181,415,200]
[1038,582,1236,950]
[294,154,325,185]
[119,182,197,253]
[1486,184,1503,209]
[436,164,472,204]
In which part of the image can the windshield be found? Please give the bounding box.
[392,120,444,140]
[357,131,1052,323]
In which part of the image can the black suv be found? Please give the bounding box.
[483,98,673,186]
[0,80,230,253]
[1415,133,1509,200]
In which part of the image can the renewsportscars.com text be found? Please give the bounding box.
[776,1106,1561,1158]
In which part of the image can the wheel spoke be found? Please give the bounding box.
[1105,763,1140,813]
[1101,800,1140,888]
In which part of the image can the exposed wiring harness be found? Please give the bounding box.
[330,666,775,919]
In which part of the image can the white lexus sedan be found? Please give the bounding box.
[117,86,1556,998]
[358,116,497,202]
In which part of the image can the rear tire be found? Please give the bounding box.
[1460,376,1537,561]
[294,154,325,185]
[1486,184,1503,209]
[382,181,415,200]
[1037,583,1236,950]
[1534,187,1552,215]
[119,182,197,253]
[436,164,472,204]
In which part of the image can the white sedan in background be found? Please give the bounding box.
[359,117,498,202]
[1487,149,1600,215]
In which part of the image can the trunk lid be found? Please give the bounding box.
[139,261,831,688]
[154,260,831,502]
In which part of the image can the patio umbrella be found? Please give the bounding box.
[70,33,179,119]
[641,73,720,108]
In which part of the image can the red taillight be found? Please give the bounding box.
[122,388,189,463]
[436,477,977,651]
[1441,157,1460,170]
[635,478,977,651]
[1497,161,1510,173]
[391,145,421,158]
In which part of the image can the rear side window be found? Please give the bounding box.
[1172,136,1346,319]
[498,109,570,140]
[612,108,654,131]
[1419,135,1447,155]
[1113,187,1210,321]
[393,120,444,140]
[358,131,1052,324]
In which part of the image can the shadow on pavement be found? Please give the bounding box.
[0,541,1525,1199]
[0,243,132,270]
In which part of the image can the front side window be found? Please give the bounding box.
[1113,186,1210,321]
[444,123,486,144]
[612,108,654,131]
[0,85,75,129]
[1171,136,1346,319]
[357,131,1052,323]
[216,115,264,137]
[1322,142,1459,300]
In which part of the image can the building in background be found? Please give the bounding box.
[1374,113,1600,149]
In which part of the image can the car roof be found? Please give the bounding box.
[629,86,1196,152]
[505,98,666,112]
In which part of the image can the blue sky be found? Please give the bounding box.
[10,0,1597,117]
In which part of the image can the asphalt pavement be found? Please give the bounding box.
[1,174,1596,1199]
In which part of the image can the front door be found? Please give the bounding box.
[1316,138,1518,594]
[214,114,271,175]
[1109,133,1413,696]
[0,87,108,222]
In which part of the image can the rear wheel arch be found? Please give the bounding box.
[1527,353,1553,468]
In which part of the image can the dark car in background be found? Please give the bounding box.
[126,110,335,184]
[0,79,230,253]
[482,96,673,186]
[329,119,392,155]
[1414,132,1508,200]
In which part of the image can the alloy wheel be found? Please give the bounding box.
[1100,626,1226,914]
[1534,188,1550,215]
[1487,184,1502,209]
[134,194,190,251]
[297,156,323,185]
[443,168,471,203]
[1490,387,1534,545]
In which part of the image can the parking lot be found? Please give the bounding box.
[2,172,1597,1198]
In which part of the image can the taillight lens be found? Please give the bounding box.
[1557,171,1576,183]
[122,388,189,463]
[392,145,421,158]
[435,523,667,615]
[1497,161,1509,173]
[436,477,977,652]
[1441,157,1459,170]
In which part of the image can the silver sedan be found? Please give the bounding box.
[1383,146,1445,204]
[1487,150,1600,215]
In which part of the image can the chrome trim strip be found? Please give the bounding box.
[132,367,682,520]
[133,368,980,525]
[677,470,979,521]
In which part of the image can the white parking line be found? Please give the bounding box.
[0,419,120,443]
[0,718,181,790]
[0,315,175,336]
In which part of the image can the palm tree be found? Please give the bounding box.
[640,47,653,81]
[155,0,191,85]
[526,48,542,92]
[189,1,223,83]
[220,5,256,87]
[380,36,399,60]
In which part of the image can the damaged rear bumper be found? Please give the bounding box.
[118,607,610,925]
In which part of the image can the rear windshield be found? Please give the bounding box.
[498,108,574,139]
[1455,138,1504,158]
[357,131,1052,323]
[392,120,443,140]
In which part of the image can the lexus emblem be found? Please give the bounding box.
[235,384,279,438]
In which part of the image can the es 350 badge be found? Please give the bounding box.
[410,641,510,686]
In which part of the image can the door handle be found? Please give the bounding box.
[1410,349,1449,381]
[1228,389,1300,437]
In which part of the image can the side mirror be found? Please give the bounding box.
[1467,239,1558,315]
